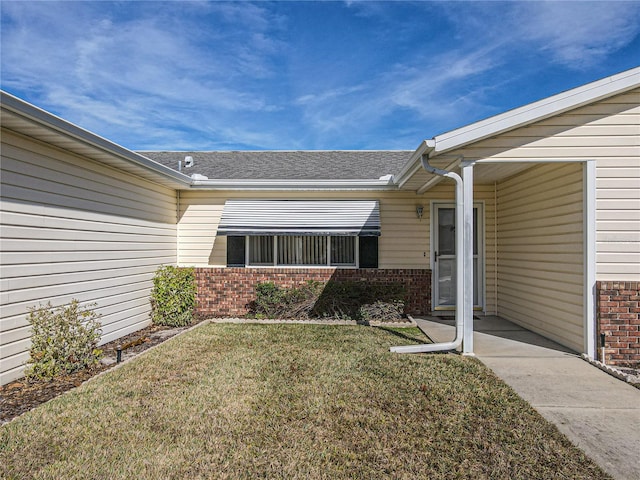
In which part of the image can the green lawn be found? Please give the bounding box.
[1,323,608,479]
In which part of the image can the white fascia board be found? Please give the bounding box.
[189,178,398,191]
[1,91,192,187]
[433,67,640,154]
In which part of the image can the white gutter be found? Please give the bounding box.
[189,178,398,191]
[391,141,465,354]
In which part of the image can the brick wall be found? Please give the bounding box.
[597,281,640,367]
[195,268,431,318]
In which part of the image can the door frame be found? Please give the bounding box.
[431,201,485,312]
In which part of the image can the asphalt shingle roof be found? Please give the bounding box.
[139,151,412,181]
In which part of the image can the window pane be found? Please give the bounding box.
[438,258,456,306]
[330,236,355,266]
[249,236,273,265]
[278,236,326,265]
[438,208,456,255]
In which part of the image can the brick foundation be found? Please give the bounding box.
[195,268,431,318]
[597,281,640,367]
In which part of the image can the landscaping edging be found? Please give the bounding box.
[581,354,640,388]
[209,316,417,328]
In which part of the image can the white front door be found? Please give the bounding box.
[433,204,483,310]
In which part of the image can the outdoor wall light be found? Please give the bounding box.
[416,205,424,220]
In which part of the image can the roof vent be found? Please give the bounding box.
[184,156,194,168]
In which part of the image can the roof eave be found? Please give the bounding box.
[188,179,398,191]
[1,91,192,188]
[394,140,436,188]
[395,67,640,190]
[432,66,640,155]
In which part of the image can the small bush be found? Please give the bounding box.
[253,281,324,319]
[313,281,406,320]
[251,280,406,321]
[25,300,103,381]
[359,300,406,322]
[150,265,196,327]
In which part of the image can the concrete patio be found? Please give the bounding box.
[414,316,640,480]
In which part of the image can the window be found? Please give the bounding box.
[220,200,380,268]
[249,236,273,265]
[331,236,356,266]
[228,235,377,268]
[278,236,328,265]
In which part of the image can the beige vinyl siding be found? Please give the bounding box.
[596,156,640,279]
[448,91,639,160]
[496,163,584,352]
[449,87,640,281]
[0,130,177,385]
[178,185,498,315]
[178,190,429,270]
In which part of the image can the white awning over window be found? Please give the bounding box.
[217,200,381,236]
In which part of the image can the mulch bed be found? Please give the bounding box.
[0,323,191,425]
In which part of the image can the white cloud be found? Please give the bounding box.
[0,1,290,148]
[515,1,640,68]
[1,1,639,150]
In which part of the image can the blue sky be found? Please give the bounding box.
[2,1,639,151]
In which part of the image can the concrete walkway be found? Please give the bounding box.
[413,316,640,480]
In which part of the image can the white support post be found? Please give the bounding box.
[461,161,475,355]
[584,160,597,359]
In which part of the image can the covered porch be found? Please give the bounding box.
[394,142,595,358]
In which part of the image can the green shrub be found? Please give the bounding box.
[252,280,406,321]
[25,300,103,381]
[150,265,196,327]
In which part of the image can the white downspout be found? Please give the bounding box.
[391,148,465,354]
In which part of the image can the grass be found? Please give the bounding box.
[0,323,609,479]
